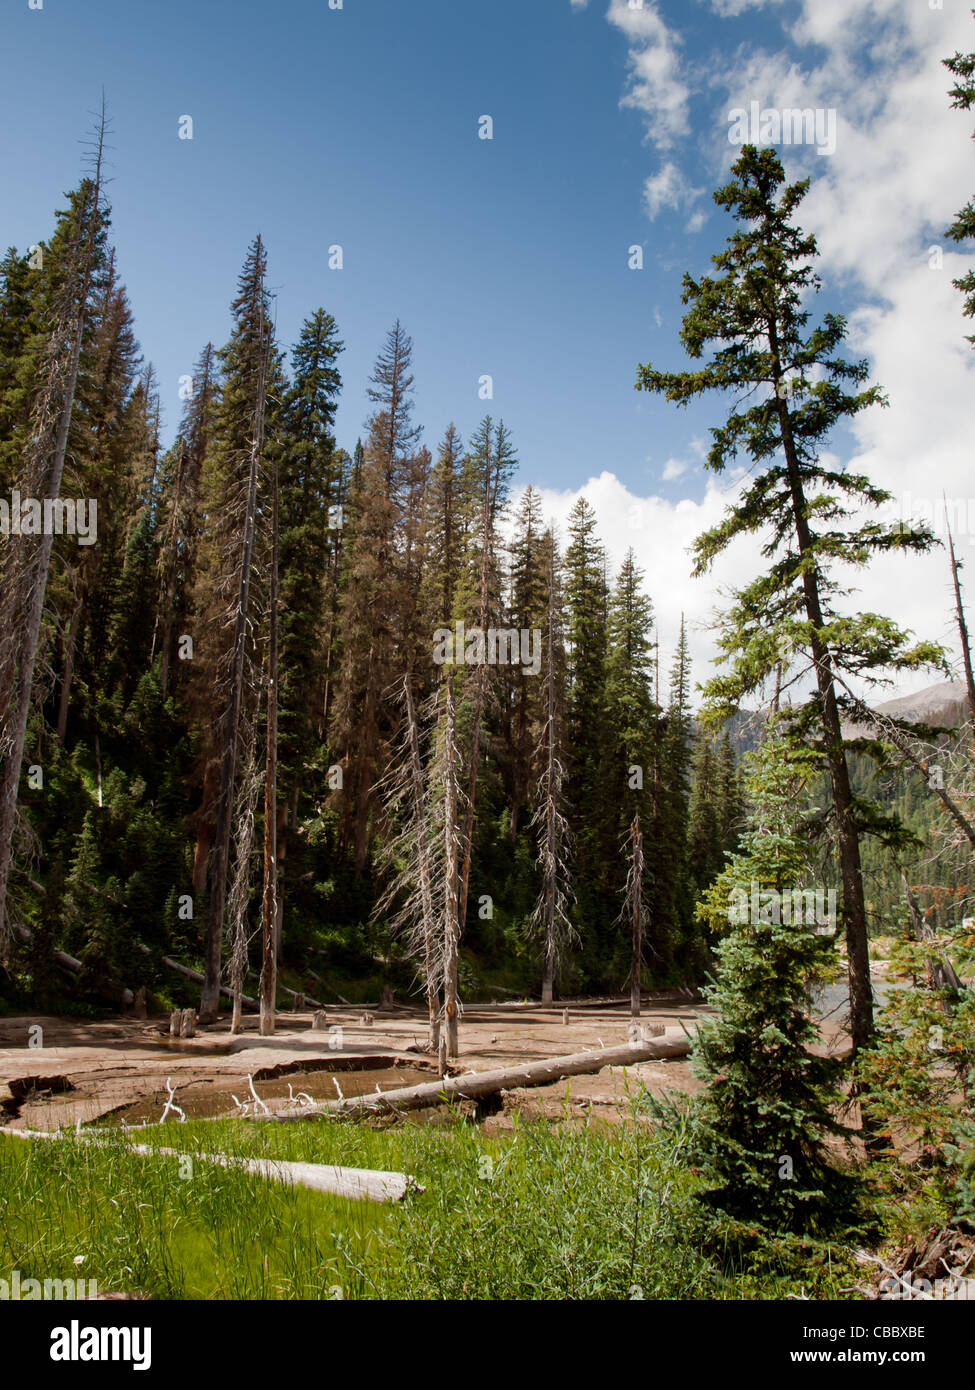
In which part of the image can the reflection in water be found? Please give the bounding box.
[106,1066,435,1125]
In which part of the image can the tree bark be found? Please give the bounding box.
[260,442,280,1037]
[403,675,440,1052]
[771,340,874,1061]
[261,1034,693,1121]
[946,514,975,717]
[444,675,461,1058]
[629,815,643,1019]
[55,591,84,743]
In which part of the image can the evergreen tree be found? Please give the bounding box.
[274,308,344,928]
[687,735,855,1235]
[605,550,657,833]
[194,235,278,1020]
[637,145,944,1060]
[420,423,466,631]
[507,485,549,840]
[945,18,975,341]
[0,135,109,957]
[527,530,575,1002]
[332,320,421,872]
[687,735,724,909]
[650,619,694,977]
[563,497,611,983]
[156,342,218,700]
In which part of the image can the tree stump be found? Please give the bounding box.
[312,1010,328,1031]
[293,992,305,1013]
[179,1008,197,1039]
[380,985,394,1009]
[169,1009,181,1037]
[133,987,147,1020]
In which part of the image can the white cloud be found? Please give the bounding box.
[564,1,975,700]
[526,470,744,689]
[709,0,784,16]
[522,463,959,708]
[608,0,692,150]
[613,1,975,694]
[642,161,704,218]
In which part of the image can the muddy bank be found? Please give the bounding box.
[0,999,707,1130]
[0,972,872,1132]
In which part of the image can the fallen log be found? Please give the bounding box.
[281,985,327,1011]
[13,923,134,1006]
[159,955,259,1012]
[256,1030,694,1122]
[3,1128,420,1203]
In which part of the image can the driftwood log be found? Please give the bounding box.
[3,1129,419,1203]
[256,1031,694,1122]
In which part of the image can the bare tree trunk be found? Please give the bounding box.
[403,676,440,1052]
[628,815,644,1019]
[902,873,963,995]
[946,511,975,716]
[0,119,105,957]
[157,437,187,701]
[192,761,219,899]
[55,590,84,743]
[444,675,461,1058]
[540,590,558,1007]
[228,713,261,1035]
[265,1035,694,1121]
[260,447,280,1037]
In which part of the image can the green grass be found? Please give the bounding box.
[0,1099,862,1300]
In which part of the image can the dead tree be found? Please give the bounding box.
[259,439,280,1037]
[946,506,975,717]
[262,1033,695,1121]
[528,538,575,1005]
[621,814,649,1018]
[228,709,262,1034]
[442,674,463,1059]
[200,255,270,1023]
[457,422,510,933]
[902,873,963,996]
[372,675,441,1051]
[0,113,107,958]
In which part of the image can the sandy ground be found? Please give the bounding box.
[0,973,864,1132]
[0,994,727,1131]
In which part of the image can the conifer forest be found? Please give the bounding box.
[1,0,974,1348]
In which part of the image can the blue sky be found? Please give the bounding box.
[4,0,975,693]
[2,0,780,491]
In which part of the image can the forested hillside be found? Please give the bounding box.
[0,174,749,1017]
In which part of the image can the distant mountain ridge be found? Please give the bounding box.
[713,679,970,755]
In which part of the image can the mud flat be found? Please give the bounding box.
[0,997,711,1130]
